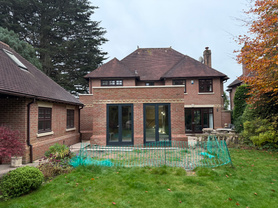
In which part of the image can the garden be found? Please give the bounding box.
[0,141,277,208]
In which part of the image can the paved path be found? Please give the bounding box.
[0,160,41,177]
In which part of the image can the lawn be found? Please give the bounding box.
[0,148,277,208]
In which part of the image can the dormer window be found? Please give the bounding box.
[3,49,28,70]
[145,82,154,86]
[101,79,123,86]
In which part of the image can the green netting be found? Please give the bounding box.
[70,136,232,170]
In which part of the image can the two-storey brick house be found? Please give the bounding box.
[80,47,230,146]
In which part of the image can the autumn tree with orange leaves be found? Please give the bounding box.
[236,0,278,105]
[235,0,278,147]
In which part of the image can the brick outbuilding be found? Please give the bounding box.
[0,41,83,163]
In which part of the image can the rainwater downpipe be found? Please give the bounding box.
[78,105,84,142]
[27,98,36,163]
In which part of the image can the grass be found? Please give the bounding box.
[0,148,278,207]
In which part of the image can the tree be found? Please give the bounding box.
[0,0,107,95]
[0,27,41,69]
[233,84,250,133]
[236,0,278,105]
[0,126,25,164]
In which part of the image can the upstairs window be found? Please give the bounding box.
[145,82,154,86]
[67,109,74,129]
[38,107,52,133]
[199,79,213,92]
[173,79,186,93]
[101,80,123,86]
[3,49,28,70]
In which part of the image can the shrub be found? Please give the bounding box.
[38,156,73,179]
[0,166,43,199]
[0,126,25,163]
[44,143,70,159]
[39,144,74,179]
[243,117,278,148]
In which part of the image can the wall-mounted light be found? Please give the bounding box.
[191,80,194,84]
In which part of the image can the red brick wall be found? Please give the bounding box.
[165,78,226,129]
[0,97,27,136]
[124,78,136,86]
[221,110,232,127]
[183,78,222,105]
[0,96,80,163]
[80,86,187,145]
[79,95,94,140]
[28,101,80,161]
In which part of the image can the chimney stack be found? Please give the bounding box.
[203,47,211,67]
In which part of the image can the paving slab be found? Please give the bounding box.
[0,160,41,177]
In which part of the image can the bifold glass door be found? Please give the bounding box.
[144,104,171,143]
[107,104,133,145]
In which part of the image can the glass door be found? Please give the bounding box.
[193,109,202,132]
[144,104,171,143]
[145,105,156,142]
[158,105,170,142]
[108,105,119,143]
[184,108,214,133]
[107,104,133,145]
[185,109,192,132]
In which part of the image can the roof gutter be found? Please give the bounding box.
[0,89,83,107]
[27,98,36,163]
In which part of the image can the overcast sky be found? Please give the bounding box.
[91,0,251,90]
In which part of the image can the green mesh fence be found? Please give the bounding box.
[70,136,232,170]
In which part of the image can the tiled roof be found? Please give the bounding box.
[121,48,185,80]
[0,41,82,105]
[85,58,137,78]
[162,55,227,79]
[227,76,242,88]
[86,47,228,81]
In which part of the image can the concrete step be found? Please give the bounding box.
[70,142,90,152]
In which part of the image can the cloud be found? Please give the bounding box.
[92,0,250,88]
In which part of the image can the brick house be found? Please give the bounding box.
[80,47,230,146]
[227,77,242,110]
[0,41,83,163]
[227,62,250,110]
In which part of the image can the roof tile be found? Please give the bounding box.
[0,41,82,105]
[86,47,228,81]
[85,58,136,78]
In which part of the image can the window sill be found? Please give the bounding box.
[198,92,214,95]
[66,127,76,132]
[37,131,54,138]
[184,93,188,95]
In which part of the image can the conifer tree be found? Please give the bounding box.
[0,27,42,69]
[0,0,107,94]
